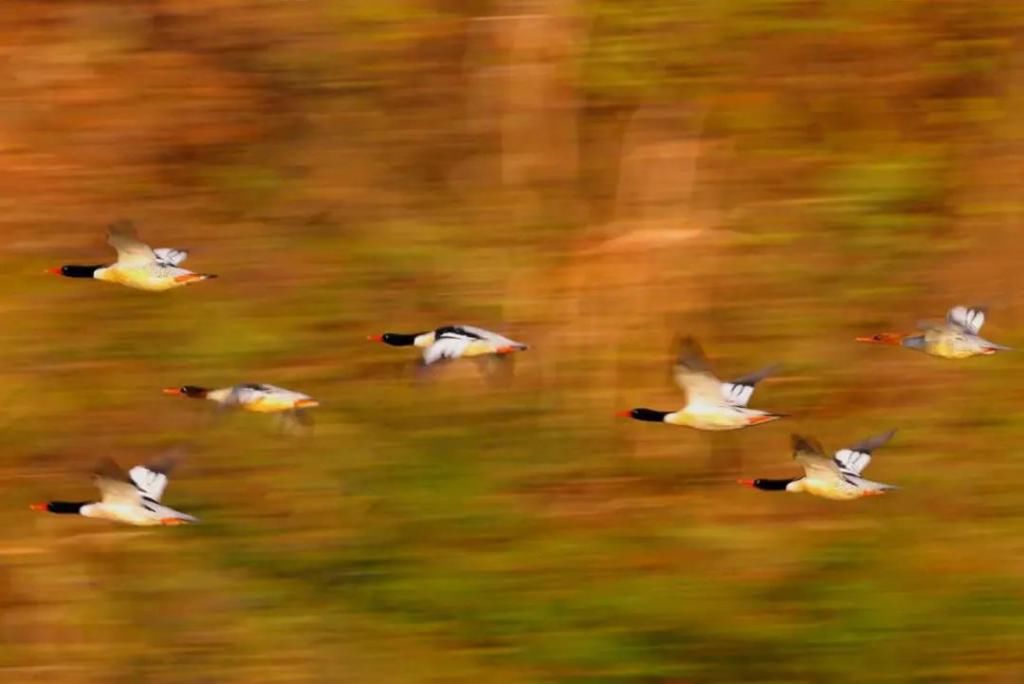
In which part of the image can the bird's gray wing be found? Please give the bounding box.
[792,434,841,480]
[106,220,157,267]
[92,458,141,504]
[672,337,723,403]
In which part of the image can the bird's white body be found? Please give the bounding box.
[919,307,1010,359]
[415,325,528,365]
[860,306,1011,359]
[90,222,213,291]
[665,398,779,431]
[207,384,319,414]
[745,432,899,501]
[632,338,782,431]
[80,500,194,526]
[94,262,205,292]
[785,475,894,501]
[35,454,198,526]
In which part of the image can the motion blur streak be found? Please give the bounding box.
[3,1,1024,682]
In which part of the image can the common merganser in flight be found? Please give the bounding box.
[739,431,899,500]
[617,337,784,431]
[856,306,1011,359]
[30,450,197,526]
[163,383,319,428]
[369,325,529,365]
[47,220,216,292]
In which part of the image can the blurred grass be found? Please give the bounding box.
[2,0,1024,683]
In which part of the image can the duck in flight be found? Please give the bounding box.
[739,431,898,500]
[369,325,529,366]
[856,306,1011,359]
[163,383,319,429]
[617,337,784,431]
[47,220,216,292]
[30,449,197,526]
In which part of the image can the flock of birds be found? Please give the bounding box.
[617,305,1010,500]
[29,222,1013,525]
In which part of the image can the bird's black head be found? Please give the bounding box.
[48,265,103,278]
[739,478,795,491]
[30,501,88,514]
[370,332,425,347]
[163,385,210,399]
[618,408,670,423]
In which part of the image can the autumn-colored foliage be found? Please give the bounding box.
[3,1,1024,682]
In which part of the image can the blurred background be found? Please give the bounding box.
[2,1,1024,682]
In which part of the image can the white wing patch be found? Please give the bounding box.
[720,382,755,407]
[947,306,985,334]
[834,448,872,476]
[423,336,472,365]
[129,466,169,501]
[154,247,189,266]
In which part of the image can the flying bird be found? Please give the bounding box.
[30,448,198,526]
[617,337,784,431]
[369,325,529,366]
[47,220,216,292]
[857,306,1011,359]
[163,383,319,430]
[739,431,899,500]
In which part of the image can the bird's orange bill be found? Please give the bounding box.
[45,267,62,275]
[161,387,182,396]
[736,479,755,487]
[495,346,517,354]
[294,399,320,409]
[855,333,905,346]
[860,490,887,497]
[614,410,633,418]
[747,415,782,425]
[367,335,383,342]
[29,502,47,511]
[160,518,190,526]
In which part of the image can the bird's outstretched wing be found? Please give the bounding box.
[721,364,779,407]
[423,335,473,365]
[472,353,516,386]
[128,446,187,502]
[792,434,841,480]
[672,337,723,404]
[92,458,141,504]
[946,306,986,334]
[107,220,157,267]
[153,247,189,266]
[279,409,315,436]
[833,429,895,477]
